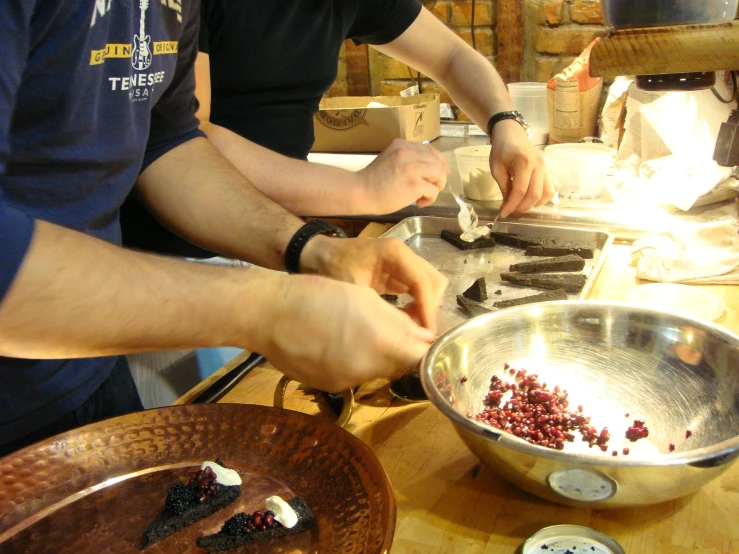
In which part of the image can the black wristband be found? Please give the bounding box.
[486,110,530,139]
[284,219,347,274]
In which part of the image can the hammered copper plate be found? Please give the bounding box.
[0,404,395,553]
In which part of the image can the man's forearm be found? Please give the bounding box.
[433,46,515,133]
[137,136,306,268]
[375,9,515,134]
[0,220,278,359]
[201,122,373,216]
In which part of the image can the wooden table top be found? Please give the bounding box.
[178,225,739,554]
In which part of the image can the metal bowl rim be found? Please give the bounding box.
[421,300,739,467]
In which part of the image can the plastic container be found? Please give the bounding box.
[544,143,615,200]
[601,0,739,29]
[507,82,548,145]
[521,524,625,554]
[454,145,502,201]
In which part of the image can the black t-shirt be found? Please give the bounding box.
[121,0,421,258]
[200,0,422,160]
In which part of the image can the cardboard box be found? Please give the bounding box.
[312,94,441,153]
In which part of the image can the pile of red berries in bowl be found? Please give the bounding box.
[420,301,739,508]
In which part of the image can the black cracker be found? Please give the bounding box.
[492,289,568,308]
[462,277,488,301]
[441,229,496,250]
[500,272,587,293]
[508,254,585,273]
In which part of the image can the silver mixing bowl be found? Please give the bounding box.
[421,301,739,508]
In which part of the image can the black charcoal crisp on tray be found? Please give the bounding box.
[440,229,495,251]
[462,277,487,301]
[492,289,568,308]
[489,231,549,249]
[525,242,595,259]
[500,272,587,293]
[508,254,585,274]
[196,497,315,552]
[456,295,492,318]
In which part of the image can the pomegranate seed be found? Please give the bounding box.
[668,443,676,452]
[623,447,630,455]
[625,420,650,442]
[685,430,692,439]
[460,376,468,383]
[473,366,647,455]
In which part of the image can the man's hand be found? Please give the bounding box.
[256,273,437,392]
[301,235,448,334]
[489,120,557,218]
[358,139,450,214]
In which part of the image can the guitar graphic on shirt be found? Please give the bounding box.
[131,0,152,70]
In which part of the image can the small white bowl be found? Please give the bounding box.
[544,143,615,200]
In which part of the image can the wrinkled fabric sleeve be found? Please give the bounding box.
[0,1,38,303]
[142,0,206,172]
[350,0,422,45]
[198,0,210,54]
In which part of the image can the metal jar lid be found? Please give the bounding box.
[521,524,625,554]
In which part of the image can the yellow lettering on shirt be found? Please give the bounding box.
[90,44,132,65]
[90,43,178,65]
[153,41,179,54]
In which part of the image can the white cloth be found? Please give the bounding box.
[631,221,739,284]
[613,86,735,211]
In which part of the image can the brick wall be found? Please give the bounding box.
[327,0,607,119]
[369,1,497,121]
[523,0,606,82]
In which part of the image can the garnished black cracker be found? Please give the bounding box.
[140,461,241,549]
[196,497,315,552]
[441,229,495,251]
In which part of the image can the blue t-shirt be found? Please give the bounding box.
[0,0,203,445]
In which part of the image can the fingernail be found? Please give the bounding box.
[416,327,436,342]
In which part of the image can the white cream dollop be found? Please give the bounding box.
[265,495,298,529]
[200,461,242,486]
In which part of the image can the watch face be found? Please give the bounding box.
[516,114,533,139]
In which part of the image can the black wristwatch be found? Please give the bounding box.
[284,219,347,274]
[486,110,532,140]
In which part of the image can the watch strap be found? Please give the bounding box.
[284,219,347,274]
[486,110,529,139]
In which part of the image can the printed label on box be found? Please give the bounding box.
[315,109,368,131]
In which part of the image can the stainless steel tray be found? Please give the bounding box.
[381,216,614,333]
